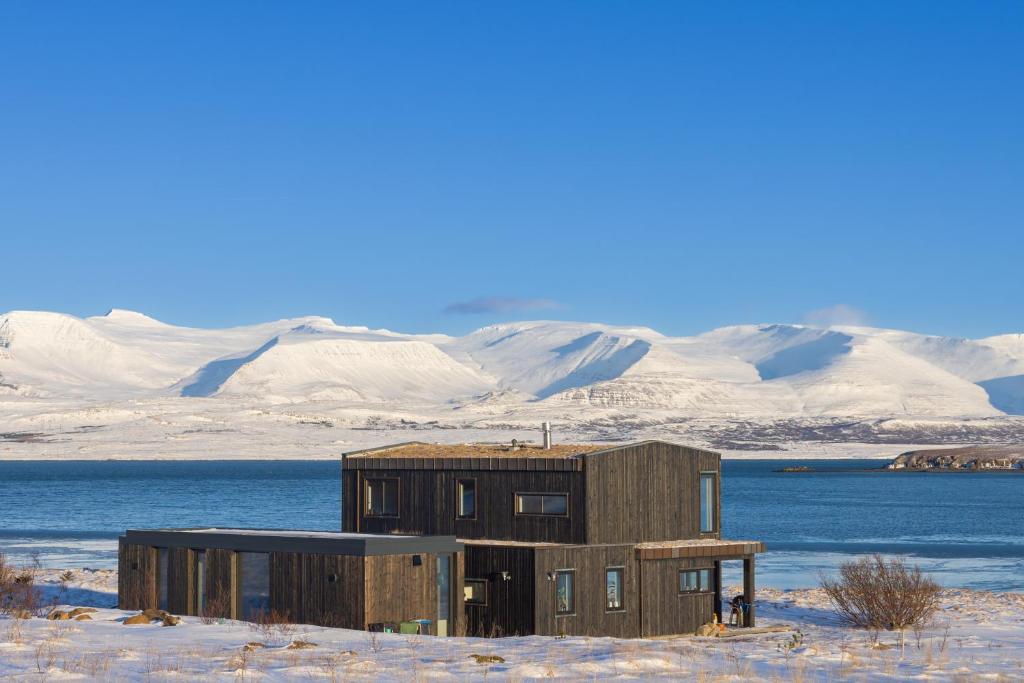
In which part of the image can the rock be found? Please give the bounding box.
[69,607,98,617]
[695,623,717,637]
[74,614,92,621]
[470,654,505,664]
[243,642,266,652]
[286,640,317,649]
[142,608,169,619]
[123,614,154,625]
[46,610,70,620]
[161,614,181,627]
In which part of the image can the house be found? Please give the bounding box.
[118,437,764,637]
[341,439,764,637]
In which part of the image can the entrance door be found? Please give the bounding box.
[436,554,452,636]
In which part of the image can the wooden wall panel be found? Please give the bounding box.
[639,556,717,636]
[203,548,236,618]
[363,553,438,629]
[347,469,585,543]
[463,545,535,637]
[300,554,364,629]
[117,541,157,610]
[269,552,303,622]
[533,545,639,638]
[584,443,721,544]
[166,547,192,615]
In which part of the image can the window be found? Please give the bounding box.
[239,552,270,620]
[555,570,575,615]
[157,548,169,611]
[464,579,488,606]
[606,568,624,611]
[679,568,714,594]
[456,479,476,519]
[515,493,568,516]
[364,478,399,517]
[193,550,206,614]
[700,472,717,533]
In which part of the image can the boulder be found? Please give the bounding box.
[142,608,169,620]
[123,614,154,625]
[695,623,717,637]
[161,614,181,627]
[46,610,70,620]
[74,614,92,621]
[69,607,97,617]
[286,640,318,650]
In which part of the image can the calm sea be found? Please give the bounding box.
[1,459,1021,591]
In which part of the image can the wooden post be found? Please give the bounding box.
[742,556,755,627]
[713,560,723,624]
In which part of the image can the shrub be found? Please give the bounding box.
[0,553,46,616]
[820,554,941,630]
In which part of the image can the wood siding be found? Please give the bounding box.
[345,469,585,544]
[533,545,640,638]
[584,442,721,544]
[204,548,236,618]
[463,544,536,637]
[117,541,157,610]
[300,553,365,629]
[166,547,192,615]
[364,553,438,629]
[639,556,717,636]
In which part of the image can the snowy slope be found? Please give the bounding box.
[2,309,1023,418]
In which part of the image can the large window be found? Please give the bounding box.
[364,478,399,517]
[193,550,206,614]
[699,472,717,533]
[515,493,568,516]
[606,568,624,612]
[239,552,271,620]
[555,570,575,615]
[456,479,476,519]
[679,568,714,594]
[464,579,488,606]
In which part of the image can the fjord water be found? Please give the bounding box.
[0,459,1020,591]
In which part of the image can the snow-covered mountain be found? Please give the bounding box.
[1,309,1023,418]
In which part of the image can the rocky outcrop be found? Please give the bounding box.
[888,445,1024,471]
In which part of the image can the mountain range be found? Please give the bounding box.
[2,308,1023,420]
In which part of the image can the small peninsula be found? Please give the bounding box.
[888,445,1024,471]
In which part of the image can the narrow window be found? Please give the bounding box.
[679,568,714,593]
[157,548,169,611]
[464,579,488,606]
[193,550,206,614]
[456,479,476,519]
[239,552,271,620]
[555,570,575,615]
[515,493,568,516]
[606,568,624,611]
[365,478,399,517]
[700,472,717,533]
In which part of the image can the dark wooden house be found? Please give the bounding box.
[118,528,464,634]
[341,440,764,637]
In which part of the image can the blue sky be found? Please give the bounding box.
[1,2,1021,338]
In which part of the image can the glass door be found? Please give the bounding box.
[436,554,451,636]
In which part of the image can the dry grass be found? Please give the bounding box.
[820,554,941,631]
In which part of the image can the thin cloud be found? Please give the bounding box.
[804,304,868,328]
[443,297,562,315]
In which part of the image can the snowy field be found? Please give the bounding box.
[1,569,1022,681]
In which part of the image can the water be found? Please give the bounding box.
[1,459,1021,591]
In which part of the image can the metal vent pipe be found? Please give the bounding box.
[542,422,552,449]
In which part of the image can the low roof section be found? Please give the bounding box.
[121,528,463,557]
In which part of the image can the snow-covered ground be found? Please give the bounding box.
[2,569,1022,680]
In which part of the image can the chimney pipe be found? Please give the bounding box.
[542,422,552,450]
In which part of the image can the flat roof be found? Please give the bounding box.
[122,528,463,556]
[635,539,765,560]
[344,441,610,459]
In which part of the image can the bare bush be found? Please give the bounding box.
[0,553,47,616]
[820,554,941,630]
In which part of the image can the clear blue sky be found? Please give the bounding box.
[1,2,1021,338]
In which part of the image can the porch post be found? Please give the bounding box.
[742,556,755,627]
[713,560,722,624]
